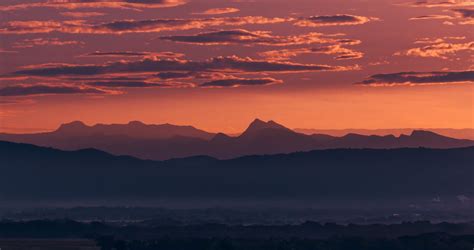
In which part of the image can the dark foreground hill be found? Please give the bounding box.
[0,141,472,205]
[1,119,473,160]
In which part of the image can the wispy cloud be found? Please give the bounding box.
[3,55,358,93]
[9,56,355,78]
[453,8,474,24]
[160,29,344,46]
[395,37,473,59]
[294,14,379,27]
[201,77,282,88]
[0,84,114,96]
[80,51,185,58]
[356,70,474,86]
[60,11,106,18]
[260,43,363,61]
[0,17,290,34]
[409,8,474,25]
[453,8,474,18]
[404,0,474,8]
[0,0,187,11]
[193,8,240,15]
[13,38,84,48]
[0,49,18,54]
[409,14,454,20]
[84,80,193,88]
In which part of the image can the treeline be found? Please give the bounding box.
[97,234,474,250]
[1,220,474,250]
[1,220,474,240]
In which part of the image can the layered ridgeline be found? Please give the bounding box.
[0,119,473,160]
[0,140,473,204]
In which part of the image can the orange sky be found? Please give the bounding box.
[1,83,472,134]
[0,0,473,133]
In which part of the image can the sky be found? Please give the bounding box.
[0,0,472,133]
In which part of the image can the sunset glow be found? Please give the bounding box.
[0,0,472,133]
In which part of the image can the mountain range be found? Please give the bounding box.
[0,140,472,204]
[295,128,474,140]
[1,119,473,160]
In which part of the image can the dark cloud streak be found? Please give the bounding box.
[294,14,378,27]
[10,56,353,78]
[201,77,282,88]
[356,70,474,86]
[0,84,110,96]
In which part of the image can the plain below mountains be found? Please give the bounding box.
[0,119,473,160]
[0,140,473,203]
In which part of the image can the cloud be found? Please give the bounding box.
[260,44,363,61]
[0,0,187,11]
[4,56,358,92]
[160,29,342,46]
[0,99,35,105]
[405,0,474,8]
[69,73,274,89]
[84,80,192,88]
[453,8,474,24]
[155,71,196,79]
[395,37,474,59]
[0,49,18,54]
[13,38,84,48]
[356,70,474,86]
[9,56,354,78]
[294,14,378,27]
[0,84,112,96]
[81,51,185,58]
[0,17,290,34]
[60,11,106,18]
[409,14,454,20]
[409,8,474,25]
[453,8,474,18]
[414,36,466,43]
[193,8,240,15]
[85,81,164,88]
[459,19,474,24]
[67,76,147,82]
[201,77,282,88]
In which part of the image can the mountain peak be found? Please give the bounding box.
[211,132,232,143]
[128,120,146,126]
[242,118,290,135]
[55,121,89,135]
[58,121,87,130]
[410,130,442,137]
[249,118,266,127]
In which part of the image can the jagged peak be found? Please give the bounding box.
[242,118,290,135]
[249,118,266,126]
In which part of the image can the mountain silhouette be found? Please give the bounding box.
[53,120,215,139]
[295,128,474,140]
[241,118,292,136]
[1,140,473,204]
[0,119,473,160]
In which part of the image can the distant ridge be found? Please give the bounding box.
[53,120,216,140]
[295,128,474,140]
[0,119,473,160]
[1,140,473,203]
